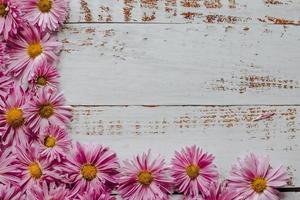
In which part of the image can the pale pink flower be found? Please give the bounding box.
[227,153,289,200]
[29,62,60,91]
[0,148,19,185]
[16,143,58,192]
[0,184,24,200]
[204,182,236,200]
[6,25,61,80]
[0,85,31,145]
[27,182,71,200]
[25,87,72,132]
[171,145,219,199]
[75,188,115,200]
[64,142,119,195]
[118,151,172,200]
[38,124,71,162]
[0,71,12,98]
[0,0,23,39]
[19,0,68,31]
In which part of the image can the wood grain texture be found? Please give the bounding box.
[70,105,300,186]
[58,23,300,105]
[67,0,300,24]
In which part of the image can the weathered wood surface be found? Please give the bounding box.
[67,0,300,24]
[63,0,300,196]
[59,23,300,105]
[70,105,300,186]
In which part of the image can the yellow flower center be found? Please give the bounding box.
[0,3,8,17]
[81,164,97,181]
[28,162,43,179]
[186,164,200,180]
[5,108,24,128]
[44,136,56,148]
[138,171,153,185]
[39,104,54,118]
[37,0,52,13]
[251,177,268,193]
[27,43,43,59]
[37,76,48,86]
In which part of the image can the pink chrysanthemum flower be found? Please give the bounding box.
[29,62,60,91]
[227,153,289,200]
[118,151,172,200]
[75,188,115,200]
[0,72,12,98]
[7,25,61,80]
[27,182,71,200]
[64,142,119,195]
[0,184,24,200]
[25,87,72,132]
[0,0,23,39]
[38,124,71,162]
[0,85,31,145]
[0,148,19,185]
[205,182,236,200]
[19,0,68,31]
[171,145,219,199]
[16,144,58,191]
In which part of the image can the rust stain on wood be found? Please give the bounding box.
[181,12,202,20]
[181,0,201,7]
[265,16,300,25]
[204,0,222,8]
[142,12,156,21]
[210,75,299,94]
[204,15,250,24]
[124,0,135,22]
[165,0,177,17]
[99,6,112,22]
[264,0,283,5]
[80,0,92,22]
[240,75,299,92]
[140,0,158,8]
[71,106,299,140]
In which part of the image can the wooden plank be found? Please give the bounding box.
[70,105,300,186]
[58,24,300,105]
[67,0,300,24]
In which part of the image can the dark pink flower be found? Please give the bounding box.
[0,0,23,39]
[29,62,60,91]
[118,151,172,200]
[0,85,31,145]
[0,148,19,185]
[38,124,71,162]
[7,25,61,80]
[171,145,218,199]
[25,87,72,132]
[0,184,24,200]
[27,182,71,200]
[16,144,58,192]
[0,71,12,98]
[64,142,119,195]
[19,0,68,31]
[227,153,289,200]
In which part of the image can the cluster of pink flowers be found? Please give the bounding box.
[0,0,290,199]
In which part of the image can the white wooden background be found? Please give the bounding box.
[59,0,300,198]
